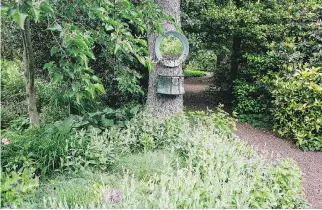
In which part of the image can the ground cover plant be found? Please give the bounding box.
[1,109,308,208]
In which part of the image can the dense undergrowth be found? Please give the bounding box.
[1,109,308,208]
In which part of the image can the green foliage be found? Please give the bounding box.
[1,104,142,177]
[1,0,172,124]
[1,167,39,208]
[1,109,308,208]
[111,151,181,180]
[184,70,206,78]
[185,50,217,73]
[36,82,70,124]
[71,105,142,132]
[234,78,273,128]
[249,159,307,209]
[21,110,307,209]
[2,120,76,176]
[271,66,322,151]
[229,1,322,134]
[0,59,27,128]
[1,0,54,30]
[44,25,105,104]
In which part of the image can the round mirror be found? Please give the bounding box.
[155,30,189,68]
[160,35,184,60]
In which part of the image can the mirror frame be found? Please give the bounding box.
[155,30,189,68]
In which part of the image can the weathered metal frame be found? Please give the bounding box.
[155,30,189,68]
[157,74,185,95]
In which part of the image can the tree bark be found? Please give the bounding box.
[21,18,40,125]
[146,0,183,117]
[230,35,241,83]
[229,0,243,94]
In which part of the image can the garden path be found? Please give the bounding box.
[184,75,322,209]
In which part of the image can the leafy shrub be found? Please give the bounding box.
[184,70,207,78]
[185,50,217,73]
[231,2,322,131]
[36,110,307,209]
[1,104,143,177]
[2,120,75,176]
[71,104,143,132]
[271,66,322,151]
[234,78,273,128]
[1,120,116,177]
[1,60,71,128]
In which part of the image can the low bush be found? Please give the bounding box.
[271,66,322,151]
[184,70,207,78]
[233,77,273,129]
[11,109,307,208]
[1,104,143,178]
[1,120,119,177]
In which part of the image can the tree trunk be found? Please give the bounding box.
[229,0,242,95]
[21,18,40,125]
[230,35,241,83]
[146,0,183,117]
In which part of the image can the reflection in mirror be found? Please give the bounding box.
[160,35,184,60]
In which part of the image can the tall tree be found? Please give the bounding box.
[21,18,39,125]
[146,0,183,117]
[0,1,53,125]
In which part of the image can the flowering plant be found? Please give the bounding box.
[1,167,39,208]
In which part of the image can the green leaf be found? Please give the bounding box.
[75,38,88,49]
[47,24,62,31]
[32,7,40,23]
[40,1,54,14]
[114,43,121,54]
[146,57,153,72]
[50,46,59,56]
[12,12,28,30]
[80,54,89,68]
[137,39,147,47]
[43,62,54,69]
[85,51,95,60]
[52,72,63,83]
[123,40,134,53]
[101,117,114,127]
[93,83,105,93]
[105,25,114,31]
[0,5,9,15]
[75,93,82,104]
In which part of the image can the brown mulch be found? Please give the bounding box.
[184,75,322,209]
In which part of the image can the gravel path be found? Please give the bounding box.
[184,75,322,208]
